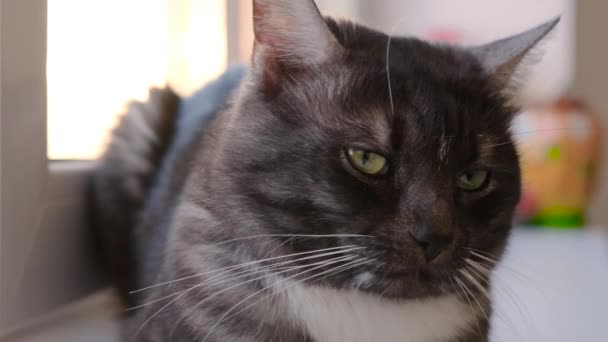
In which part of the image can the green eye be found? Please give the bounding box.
[346,148,387,175]
[458,170,489,191]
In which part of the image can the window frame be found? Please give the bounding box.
[0,0,104,337]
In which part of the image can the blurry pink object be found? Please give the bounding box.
[517,190,539,219]
[425,29,463,43]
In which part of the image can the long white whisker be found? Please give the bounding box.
[223,258,372,324]
[464,262,526,336]
[130,245,362,293]
[452,276,482,336]
[385,20,404,116]
[131,251,359,338]
[202,257,372,342]
[454,275,488,321]
[467,267,527,342]
[468,259,532,341]
[468,250,532,284]
[467,249,500,262]
[386,36,395,115]
[209,234,374,247]
[465,260,493,283]
[459,268,490,300]
[127,261,307,312]
[167,254,360,337]
[262,236,297,259]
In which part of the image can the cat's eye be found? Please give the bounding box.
[457,170,489,191]
[346,148,387,175]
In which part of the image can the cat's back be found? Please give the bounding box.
[91,66,246,304]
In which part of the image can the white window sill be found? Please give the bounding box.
[5,290,121,342]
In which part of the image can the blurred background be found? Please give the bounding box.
[2,0,607,341]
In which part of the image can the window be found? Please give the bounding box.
[47,0,228,160]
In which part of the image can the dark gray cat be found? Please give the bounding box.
[91,1,558,341]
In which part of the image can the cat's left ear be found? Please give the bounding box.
[469,17,560,94]
[251,0,342,95]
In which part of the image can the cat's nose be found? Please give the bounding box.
[411,228,452,263]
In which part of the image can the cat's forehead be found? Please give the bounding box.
[295,64,494,139]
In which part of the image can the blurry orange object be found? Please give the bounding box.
[514,98,603,227]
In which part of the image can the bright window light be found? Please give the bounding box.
[47,0,227,160]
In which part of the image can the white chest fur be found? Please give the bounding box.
[286,284,476,342]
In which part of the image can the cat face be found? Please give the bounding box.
[206,0,557,299]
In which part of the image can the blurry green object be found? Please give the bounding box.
[546,145,562,161]
[531,206,585,228]
[514,98,603,228]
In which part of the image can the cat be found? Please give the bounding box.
[91,0,558,341]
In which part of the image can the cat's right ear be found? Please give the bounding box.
[251,0,342,95]
[469,18,559,97]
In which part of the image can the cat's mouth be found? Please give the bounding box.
[351,258,485,300]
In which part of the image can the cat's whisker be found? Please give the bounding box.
[466,263,528,342]
[461,268,527,342]
[454,274,488,322]
[468,259,534,339]
[477,126,580,151]
[485,140,516,149]
[201,257,374,342]
[170,254,362,336]
[464,264,491,292]
[126,261,308,312]
[384,16,411,118]
[459,268,490,300]
[130,245,363,293]
[468,257,538,330]
[465,259,491,278]
[126,291,181,312]
[208,234,375,247]
[132,252,362,338]
[231,257,373,322]
[263,236,297,259]
[133,276,208,339]
[133,247,364,338]
[129,246,364,312]
[170,255,355,336]
[467,249,518,271]
[385,28,395,116]
[451,276,483,337]
[465,248,500,260]
[511,127,575,136]
[467,250,533,284]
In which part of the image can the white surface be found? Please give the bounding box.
[6,228,608,341]
[491,228,608,341]
[5,291,121,342]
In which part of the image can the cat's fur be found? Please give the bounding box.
[92,1,558,341]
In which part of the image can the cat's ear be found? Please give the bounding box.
[469,17,560,95]
[251,0,342,94]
